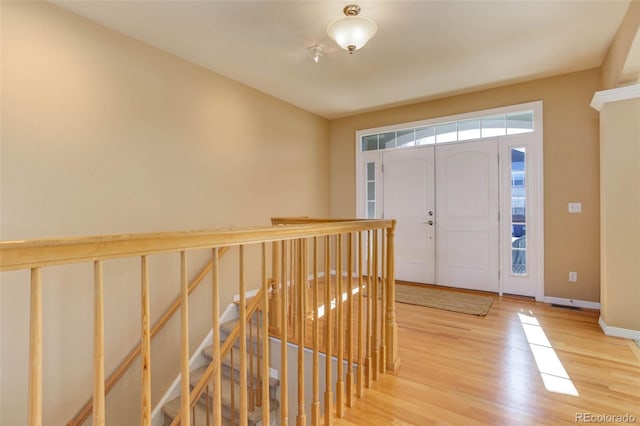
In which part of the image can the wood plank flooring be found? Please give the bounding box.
[334,284,640,425]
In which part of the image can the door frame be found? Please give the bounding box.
[355,101,544,301]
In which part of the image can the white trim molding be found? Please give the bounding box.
[544,296,600,310]
[599,316,640,340]
[590,84,640,111]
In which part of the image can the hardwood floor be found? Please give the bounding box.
[335,284,640,425]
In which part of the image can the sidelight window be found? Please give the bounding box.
[511,148,527,275]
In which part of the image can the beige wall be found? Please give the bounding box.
[599,96,640,331]
[601,0,640,88]
[0,2,329,425]
[329,68,602,302]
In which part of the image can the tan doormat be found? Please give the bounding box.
[394,284,493,316]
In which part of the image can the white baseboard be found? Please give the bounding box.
[544,296,600,310]
[599,316,640,340]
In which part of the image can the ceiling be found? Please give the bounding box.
[52,1,632,119]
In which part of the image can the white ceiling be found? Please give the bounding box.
[52,1,632,119]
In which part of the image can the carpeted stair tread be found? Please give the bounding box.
[163,368,279,426]
[162,396,209,426]
[219,320,263,352]
[202,346,280,388]
[190,366,279,425]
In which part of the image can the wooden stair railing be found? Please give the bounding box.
[66,246,230,426]
[263,218,400,424]
[0,218,396,426]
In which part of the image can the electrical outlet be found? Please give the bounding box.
[569,271,578,282]
[568,202,582,213]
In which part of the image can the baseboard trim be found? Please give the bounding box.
[543,296,600,310]
[599,316,640,340]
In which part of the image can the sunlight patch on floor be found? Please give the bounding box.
[317,285,360,319]
[518,311,579,396]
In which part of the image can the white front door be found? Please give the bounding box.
[382,147,435,283]
[435,140,500,292]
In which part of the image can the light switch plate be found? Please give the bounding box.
[568,202,582,213]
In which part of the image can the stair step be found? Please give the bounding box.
[219,320,263,353]
[190,365,279,399]
[162,397,210,426]
[163,368,279,426]
[201,347,280,388]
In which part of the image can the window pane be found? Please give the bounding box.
[481,114,506,137]
[507,111,534,135]
[458,119,481,141]
[362,135,378,151]
[511,147,526,276]
[366,162,375,180]
[397,129,415,147]
[512,247,526,275]
[367,182,375,201]
[379,131,396,149]
[416,126,435,145]
[367,201,376,219]
[436,122,457,143]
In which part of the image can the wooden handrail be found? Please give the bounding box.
[1,220,393,271]
[271,217,370,225]
[67,247,230,426]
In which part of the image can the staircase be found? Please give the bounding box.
[162,315,280,426]
[6,218,400,426]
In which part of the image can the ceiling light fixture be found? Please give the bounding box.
[327,4,377,54]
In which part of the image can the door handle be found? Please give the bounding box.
[424,220,434,226]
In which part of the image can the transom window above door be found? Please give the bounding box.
[361,110,534,152]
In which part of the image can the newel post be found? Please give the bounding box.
[385,221,401,371]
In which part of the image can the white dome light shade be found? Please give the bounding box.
[327,16,377,53]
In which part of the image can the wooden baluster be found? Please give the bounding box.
[230,349,235,426]
[289,240,295,334]
[357,232,365,398]
[91,262,105,426]
[270,242,281,334]
[372,230,379,381]
[211,248,222,426]
[239,245,248,425]
[256,308,262,408]
[365,231,373,389]
[380,231,386,374]
[297,239,307,426]
[28,267,43,426]
[324,235,333,425]
[249,307,255,413]
[294,240,299,339]
[179,251,191,426]
[336,234,345,417]
[140,257,151,426]
[280,240,289,426]
[205,385,210,426]
[261,243,271,425]
[311,237,320,425]
[346,233,354,407]
[385,221,400,371]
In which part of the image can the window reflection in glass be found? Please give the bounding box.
[511,148,526,275]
